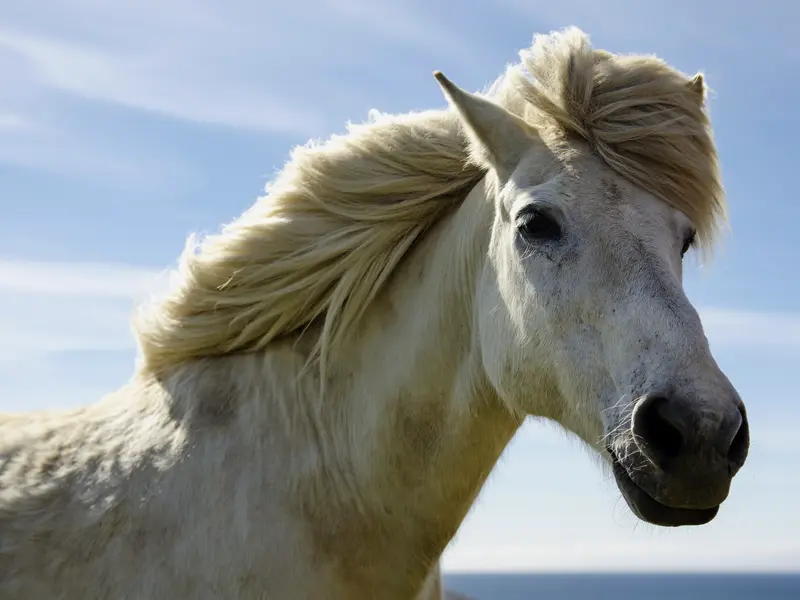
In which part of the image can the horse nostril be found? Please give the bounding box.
[726,405,750,469]
[632,395,685,468]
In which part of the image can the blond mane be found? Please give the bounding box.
[132,27,725,376]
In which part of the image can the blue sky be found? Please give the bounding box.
[1,0,798,573]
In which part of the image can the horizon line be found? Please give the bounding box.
[442,568,800,575]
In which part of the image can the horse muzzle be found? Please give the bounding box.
[607,390,749,527]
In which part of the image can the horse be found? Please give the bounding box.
[0,27,749,599]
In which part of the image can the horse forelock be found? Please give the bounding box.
[500,27,725,254]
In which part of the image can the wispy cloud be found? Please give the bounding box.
[0,259,167,298]
[0,115,170,185]
[0,295,137,362]
[0,0,482,185]
[0,112,32,131]
[0,259,165,362]
[443,538,800,573]
[0,27,326,137]
[699,307,800,348]
[0,0,477,138]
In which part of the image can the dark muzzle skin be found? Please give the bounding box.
[609,389,750,527]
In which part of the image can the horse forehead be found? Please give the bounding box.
[574,168,675,232]
[512,150,677,233]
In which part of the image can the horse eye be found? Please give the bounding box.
[517,208,562,242]
[680,230,696,257]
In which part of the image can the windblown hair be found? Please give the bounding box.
[132,27,726,376]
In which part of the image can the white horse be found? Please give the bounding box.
[0,27,749,600]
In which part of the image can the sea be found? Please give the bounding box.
[442,573,800,599]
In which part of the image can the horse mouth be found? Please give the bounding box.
[608,448,719,527]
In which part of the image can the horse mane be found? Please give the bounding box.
[132,27,725,376]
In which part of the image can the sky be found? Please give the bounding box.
[1,0,798,574]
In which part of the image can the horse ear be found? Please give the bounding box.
[686,73,706,103]
[433,70,534,181]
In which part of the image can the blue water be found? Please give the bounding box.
[443,573,800,599]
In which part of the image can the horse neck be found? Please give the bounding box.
[287,178,522,570]
[151,178,522,591]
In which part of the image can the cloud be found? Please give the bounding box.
[0,1,325,183]
[0,0,482,184]
[0,295,137,362]
[0,259,168,299]
[0,116,169,186]
[0,0,476,139]
[0,0,491,135]
[0,259,165,362]
[443,538,800,573]
[699,307,800,348]
[0,112,31,131]
[0,27,326,137]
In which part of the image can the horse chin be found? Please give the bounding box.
[607,449,720,527]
